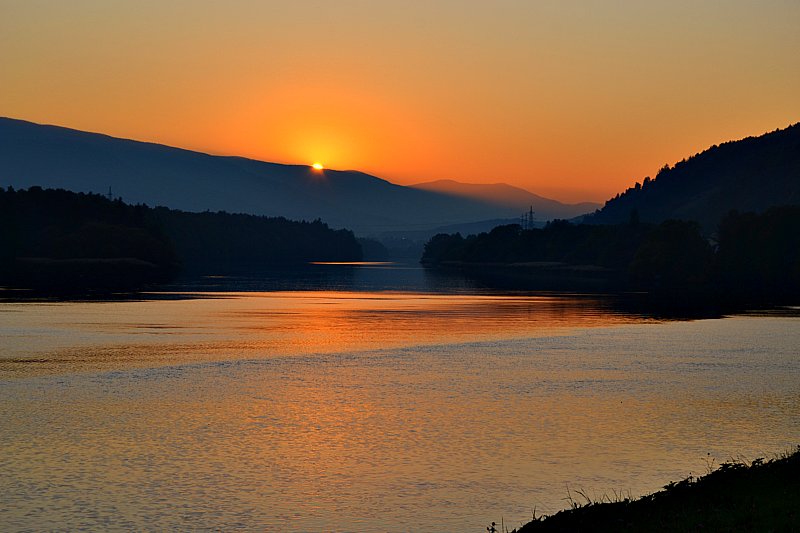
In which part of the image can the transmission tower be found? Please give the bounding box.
[520,205,535,230]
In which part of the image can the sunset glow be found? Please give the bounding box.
[3,2,798,531]
[1,2,798,202]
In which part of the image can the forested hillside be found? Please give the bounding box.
[0,186,362,291]
[422,207,800,298]
[583,123,800,228]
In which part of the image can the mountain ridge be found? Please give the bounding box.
[582,122,800,228]
[410,179,600,219]
[0,117,595,234]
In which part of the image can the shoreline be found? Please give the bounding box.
[512,447,800,532]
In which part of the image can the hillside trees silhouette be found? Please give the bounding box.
[584,123,800,227]
[716,206,800,294]
[629,220,713,288]
[422,207,800,299]
[1,186,363,291]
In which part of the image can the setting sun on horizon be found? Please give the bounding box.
[2,2,799,531]
[2,2,798,202]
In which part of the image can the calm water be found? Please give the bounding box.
[1,264,799,531]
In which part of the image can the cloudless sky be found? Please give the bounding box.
[2,0,798,202]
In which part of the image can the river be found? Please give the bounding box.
[1,263,798,531]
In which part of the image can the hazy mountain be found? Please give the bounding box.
[410,179,600,220]
[582,123,800,228]
[0,117,540,234]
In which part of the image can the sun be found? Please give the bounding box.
[312,162,324,170]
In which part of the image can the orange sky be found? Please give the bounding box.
[2,1,799,202]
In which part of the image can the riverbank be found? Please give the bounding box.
[516,447,799,532]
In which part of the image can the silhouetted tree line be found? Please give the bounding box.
[356,238,390,261]
[0,186,178,290]
[152,208,361,267]
[0,186,362,291]
[422,206,800,298]
[422,217,651,271]
[583,123,800,228]
[715,206,800,296]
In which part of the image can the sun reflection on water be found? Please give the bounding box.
[0,293,798,530]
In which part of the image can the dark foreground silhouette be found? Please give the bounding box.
[511,447,800,532]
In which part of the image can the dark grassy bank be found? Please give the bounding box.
[513,447,800,532]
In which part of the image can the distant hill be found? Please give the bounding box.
[411,179,599,220]
[0,117,546,234]
[583,123,800,228]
